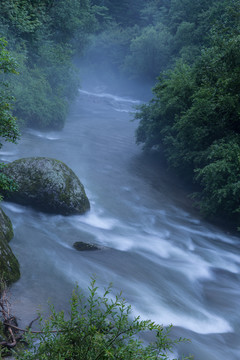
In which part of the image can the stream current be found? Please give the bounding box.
[1,82,240,359]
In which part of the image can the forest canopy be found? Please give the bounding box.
[0,0,100,129]
[135,0,240,223]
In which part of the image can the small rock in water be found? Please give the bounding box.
[73,241,100,251]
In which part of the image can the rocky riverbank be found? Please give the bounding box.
[0,208,20,285]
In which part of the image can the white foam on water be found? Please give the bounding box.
[188,218,201,224]
[142,222,240,276]
[122,186,131,192]
[45,247,233,336]
[187,237,195,251]
[135,235,212,280]
[71,214,214,281]
[80,226,213,281]
[177,256,212,280]
[101,234,134,251]
[135,305,233,335]
[78,89,140,104]
[56,240,73,250]
[71,210,119,231]
[51,253,109,290]
[45,136,60,140]
[170,222,236,245]
[2,202,26,213]
[130,284,233,335]
[26,128,60,140]
[0,150,17,156]
[113,108,131,113]
[206,249,240,274]
[0,158,12,162]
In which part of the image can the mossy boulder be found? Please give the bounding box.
[0,207,20,285]
[2,157,90,215]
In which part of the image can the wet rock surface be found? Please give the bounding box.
[0,208,20,284]
[73,241,101,251]
[2,157,90,215]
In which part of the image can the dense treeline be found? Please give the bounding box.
[86,0,228,80]
[135,0,240,224]
[0,0,101,129]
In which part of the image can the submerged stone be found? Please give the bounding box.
[2,157,90,215]
[0,207,20,285]
[73,241,100,251]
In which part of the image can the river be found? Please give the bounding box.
[1,80,240,359]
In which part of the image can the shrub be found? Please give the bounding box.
[16,279,192,360]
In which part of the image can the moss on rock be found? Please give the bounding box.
[0,208,13,243]
[0,208,20,285]
[1,157,90,215]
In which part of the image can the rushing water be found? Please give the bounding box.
[1,81,240,360]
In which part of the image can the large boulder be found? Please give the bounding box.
[0,207,20,285]
[2,157,90,215]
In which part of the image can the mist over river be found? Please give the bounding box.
[1,79,240,360]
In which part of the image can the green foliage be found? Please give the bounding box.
[0,163,18,192]
[91,0,146,27]
[123,23,173,80]
[0,37,19,199]
[48,0,98,47]
[12,67,67,129]
[0,0,48,38]
[17,279,192,360]
[0,0,100,129]
[136,61,196,154]
[10,41,79,129]
[86,23,139,73]
[135,0,240,222]
[139,0,170,27]
[194,137,240,216]
[88,0,229,81]
[0,38,19,147]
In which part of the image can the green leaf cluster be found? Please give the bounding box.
[16,279,192,360]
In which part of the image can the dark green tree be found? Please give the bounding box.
[0,0,101,129]
[135,0,240,221]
